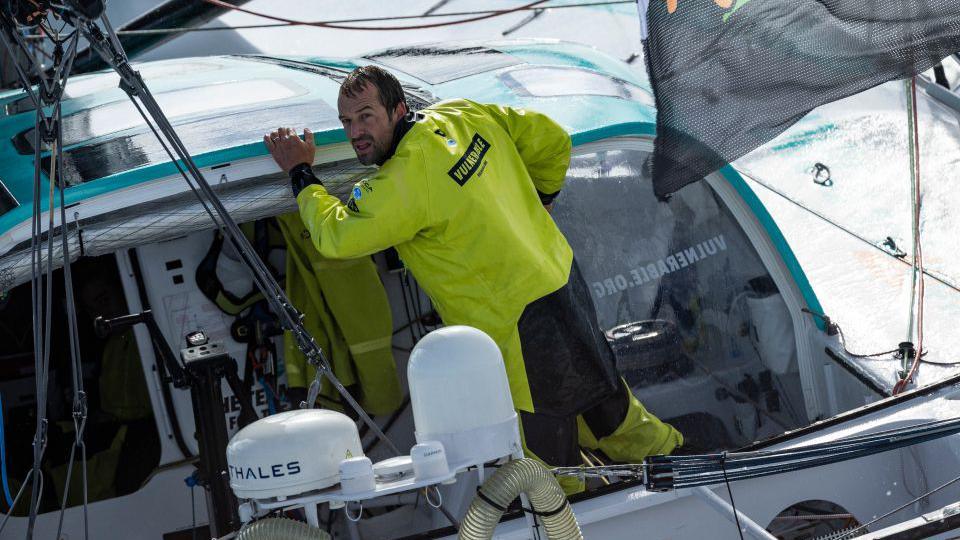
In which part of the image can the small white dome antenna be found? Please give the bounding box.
[408,325,522,468]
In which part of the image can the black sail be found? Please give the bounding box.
[643,0,960,199]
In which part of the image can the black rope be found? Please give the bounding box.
[720,453,745,540]
[801,308,900,359]
[398,272,419,344]
[523,501,569,518]
[475,488,508,512]
[920,358,960,366]
[412,280,429,337]
[475,487,568,518]
[803,308,956,366]
[13,0,637,37]
[836,326,898,359]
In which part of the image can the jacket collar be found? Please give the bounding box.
[377,110,423,166]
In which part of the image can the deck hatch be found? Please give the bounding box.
[499,66,654,105]
[365,44,522,84]
[40,99,339,185]
[239,55,438,111]
[3,61,221,116]
[16,79,307,155]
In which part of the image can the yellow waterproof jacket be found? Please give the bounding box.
[297,99,573,413]
[276,212,402,416]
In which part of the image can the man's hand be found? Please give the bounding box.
[264,127,315,173]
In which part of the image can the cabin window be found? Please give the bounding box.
[0,180,16,217]
[500,66,654,105]
[552,141,810,451]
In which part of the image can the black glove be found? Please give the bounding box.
[289,163,323,197]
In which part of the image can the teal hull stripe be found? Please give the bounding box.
[718,166,826,330]
[1,111,823,330]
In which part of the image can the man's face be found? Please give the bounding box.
[338,83,406,166]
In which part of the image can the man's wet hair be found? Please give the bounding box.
[340,65,407,113]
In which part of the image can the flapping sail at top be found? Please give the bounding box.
[640,0,960,199]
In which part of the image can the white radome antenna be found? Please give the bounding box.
[226,326,522,526]
[226,409,363,500]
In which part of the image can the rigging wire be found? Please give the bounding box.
[0,19,95,534]
[199,0,550,31]
[0,34,53,530]
[550,416,960,490]
[720,453,745,540]
[67,12,400,454]
[893,77,926,397]
[918,357,960,366]
[0,469,40,535]
[116,1,638,35]
[28,26,74,532]
[739,176,959,297]
[838,470,960,538]
[18,19,91,536]
[48,28,92,540]
[17,0,637,38]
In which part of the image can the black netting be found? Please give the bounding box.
[0,160,371,292]
[643,0,960,199]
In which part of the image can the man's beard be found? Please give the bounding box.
[354,136,391,166]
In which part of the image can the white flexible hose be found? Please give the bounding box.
[458,459,583,540]
[237,517,332,540]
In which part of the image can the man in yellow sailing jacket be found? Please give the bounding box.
[264,65,682,490]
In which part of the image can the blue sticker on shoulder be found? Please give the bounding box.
[352,186,363,200]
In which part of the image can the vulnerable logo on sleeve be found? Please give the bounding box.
[447,133,490,186]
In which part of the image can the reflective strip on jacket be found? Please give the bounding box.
[297,98,574,413]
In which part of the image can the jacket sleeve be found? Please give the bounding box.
[474,101,572,199]
[296,143,429,259]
